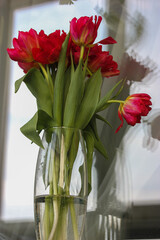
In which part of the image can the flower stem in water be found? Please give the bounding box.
[70,199,80,240]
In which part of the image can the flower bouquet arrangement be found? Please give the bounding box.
[7,16,152,240]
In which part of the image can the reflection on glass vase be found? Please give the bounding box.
[84,148,132,240]
[34,127,88,240]
[92,149,132,240]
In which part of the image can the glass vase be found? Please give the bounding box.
[34,127,88,240]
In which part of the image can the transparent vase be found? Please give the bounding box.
[34,127,88,240]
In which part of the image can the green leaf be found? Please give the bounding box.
[83,130,94,195]
[96,79,124,112]
[15,75,25,93]
[42,146,50,189]
[68,132,79,182]
[63,66,72,107]
[37,110,56,131]
[20,113,43,148]
[95,114,112,128]
[86,125,108,159]
[75,69,102,129]
[20,110,55,148]
[112,78,126,100]
[18,68,53,116]
[94,137,108,159]
[53,33,70,126]
[82,49,90,78]
[89,116,99,139]
[63,60,84,127]
[70,51,75,78]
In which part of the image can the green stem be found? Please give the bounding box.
[70,199,79,240]
[48,132,80,240]
[39,63,49,83]
[43,150,55,239]
[44,197,51,240]
[80,45,85,61]
[48,199,59,240]
[107,99,125,104]
[59,203,69,239]
[39,63,54,100]
[48,149,59,240]
[86,67,92,76]
[59,134,66,192]
[48,133,68,240]
[47,65,54,99]
[52,159,58,195]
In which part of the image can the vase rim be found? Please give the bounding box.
[44,126,92,138]
[45,126,82,131]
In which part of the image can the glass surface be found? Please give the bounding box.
[34,127,88,240]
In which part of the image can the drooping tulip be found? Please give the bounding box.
[116,93,152,132]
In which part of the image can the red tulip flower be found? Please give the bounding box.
[32,30,67,65]
[70,15,117,47]
[88,44,120,77]
[7,29,40,72]
[116,93,152,133]
[7,29,67,73]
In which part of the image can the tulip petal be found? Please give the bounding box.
[116,107,124,133]
[102,70,120,77]
[18,62,40,73]
[7,48,31,62]
[70,17,79,43]
[123,112,141,125]
[98,36,117,45]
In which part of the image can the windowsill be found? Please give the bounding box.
[0,220,36,240]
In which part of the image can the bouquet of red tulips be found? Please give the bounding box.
[7,15,152,149]
[7,15,152,240]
